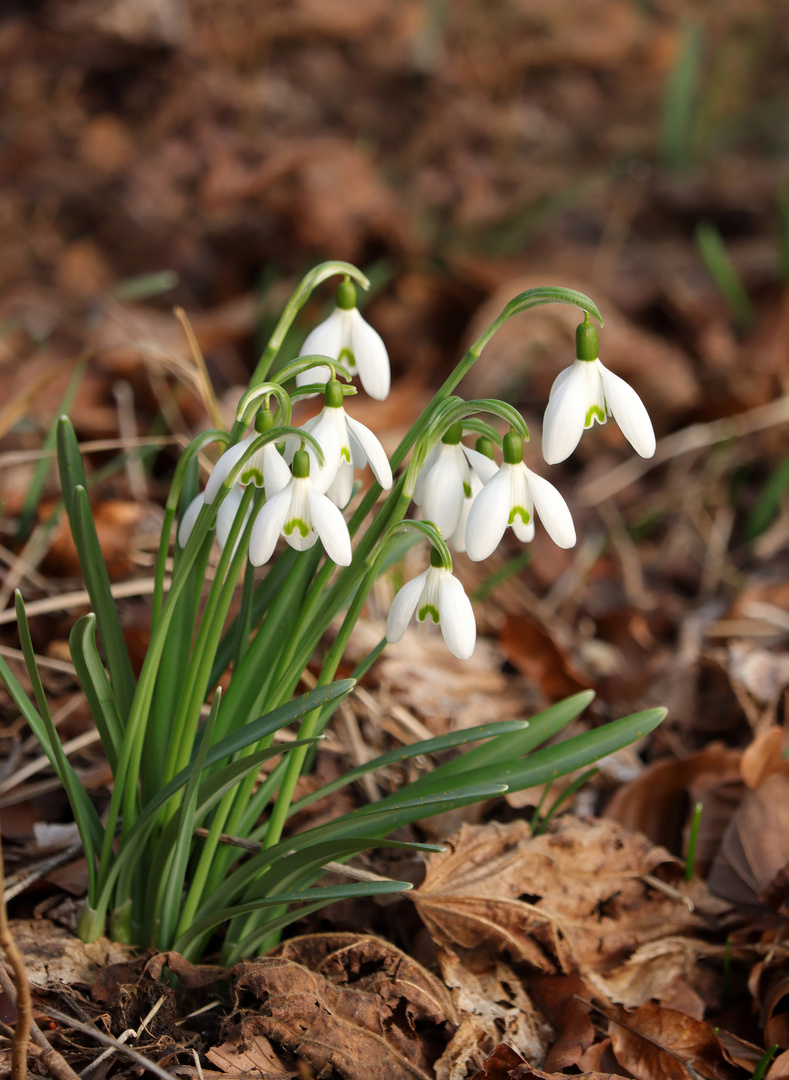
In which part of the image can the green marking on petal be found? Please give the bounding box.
[241,467,265,486]
[284,517,310,538]
[341,446,351,463]
[584,405,606,428]
[418,604,440,625]
[463,481,472,498]
[508,506,530,525]
[339,347,354,365]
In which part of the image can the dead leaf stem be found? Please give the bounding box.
[0,826,32,1080]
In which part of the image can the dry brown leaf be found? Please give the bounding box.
[604,744,742,871]
[205,1024,291,1078]
[530,974,596,1070]
[229,934,455,1080]
[10,919,133,989]
[511,1066,628,1080]
[604,1002,741,1080]
[766,1049,789,1080]
[469,1043,527,1080]
[434,946,550,1080]
[740,728,789,790]
[498,615,592,700]
[707,773,789,913]
[414,818,723,996]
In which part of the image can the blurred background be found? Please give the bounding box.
[1,0,789,890]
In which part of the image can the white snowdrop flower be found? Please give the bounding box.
[177,417,291,550]
[385,551,476,659]
[413,424,499,544]
[450,437,499,555]
[541,319,656,465]
[295,280,390,401]
[465,432,576,561]
[248,449,352,567]
[299,380,393,508]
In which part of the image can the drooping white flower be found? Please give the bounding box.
[541,319,656,464]
[413,424,499,544]
[248,449,352,566]
[299,380,393,508]
[385,556,476,659]
[465,432,576,560]
[450,440,498,554]
[177,423,291,550]
[295,280,390,400]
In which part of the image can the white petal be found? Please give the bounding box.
[326,460,355,509]
[511,517,535,543]
[262,444,292,497]
[346,415,393,490]
[420,445,466,539]
[177,493,204,548]
[305,408,343,494]
[413,444,440,504]
[465,467,512,561]
[307,488,352,565]
[295,309,345,390]
[248,485,293,566]
[385,570,429,643]
[438,573,476,659]
[216,486,251,555]
[349,309,390,400]
[448,471,483,554]
[461,444,499,485]
[598,363,656,458]
[205,441,249,503]
[526,469,576,548]
[541,361,592,465]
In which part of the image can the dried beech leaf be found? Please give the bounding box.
[414,818,721,994]
[231,934,454,1080]
[205,1024,291,1078]
[531,974,596,1070]
[511,1066,627,1080]
[469,1043,526,1080]
[707,774,789,912]
[434,946,550,1080]
[604,1002,740,1080]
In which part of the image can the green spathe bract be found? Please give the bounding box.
[1,263,664,961]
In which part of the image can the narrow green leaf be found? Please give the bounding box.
[175,880,410,956]
[414,708,666,799]
[69,615,123,771]
[288,719,530,817]
[11,593,103,891]
[70,486,136,721]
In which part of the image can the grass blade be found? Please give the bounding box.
[69,614,123,772]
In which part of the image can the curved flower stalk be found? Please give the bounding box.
[466,432,576,560]
[300,380,393,508]
[542,318,656,464]
[177,413,291,550]
[295,279,390,400]
[249,449,352,566]
[413,422,499,546]
[386,545,476,659]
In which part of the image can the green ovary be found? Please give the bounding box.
[508,506,530,525]
[284,517,310,538]
[585,405,606,428]
[418,604,440,624]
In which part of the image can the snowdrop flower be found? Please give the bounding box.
[300,380,393,508]
[385,548,476,659]
[249,449,352,566]
[465,432,576,560]
[295,280,390,400]
[542,319,656,464]
[413,424,499,545]
[177,413,290,550]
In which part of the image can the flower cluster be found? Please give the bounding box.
[178,281,655,661]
